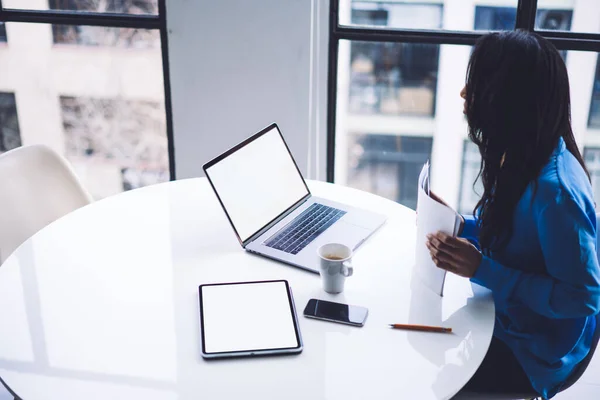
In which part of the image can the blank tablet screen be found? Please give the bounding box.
[199,281,301,355]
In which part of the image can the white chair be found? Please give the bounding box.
[0,145,92,264]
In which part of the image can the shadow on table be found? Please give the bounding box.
[407,273,494,398]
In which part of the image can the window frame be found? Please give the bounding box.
[327,0,600,182]
[0,0,176,180]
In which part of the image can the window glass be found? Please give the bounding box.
[584,148,600,204]
[342,1,443,30]
[0,23,7,43]
[349,41,439,116]
[347,134,432,210]
[337,40,470,210]
[536,0,598,33]
[2,22,168,199]
[474,6,572,31]
[458,141,483,215]
[3,0,158,15]
[52,25,159,48]
[589,56,600,128]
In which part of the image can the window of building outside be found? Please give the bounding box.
[348,134,432,210]
[22,0,158,14]
[0,92,22,152]
[0,0,169,199]
[474,6,572,31]
[50,0,159,47]
[584,148,600,203]
[474,6,572,58]
[589,57,600,128]
[458,141,482,215]
[0,22,7,42]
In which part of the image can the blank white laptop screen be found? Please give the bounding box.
[203,126,309,243]
[200,281,300,354]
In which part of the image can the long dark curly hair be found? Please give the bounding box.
[465,30,589,253]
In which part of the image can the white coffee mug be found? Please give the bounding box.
[317,243,354,294]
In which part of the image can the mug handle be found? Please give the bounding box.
[342,261,353,277]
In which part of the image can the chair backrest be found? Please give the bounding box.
[0,145,92,263]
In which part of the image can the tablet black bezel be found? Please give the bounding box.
[198,279,303,358]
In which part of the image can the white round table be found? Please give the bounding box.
[0,178,494,400]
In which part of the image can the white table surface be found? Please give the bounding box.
[0,178,495,400]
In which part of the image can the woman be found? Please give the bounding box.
[426,31,600,399]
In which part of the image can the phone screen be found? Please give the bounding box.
[303,299,368,326]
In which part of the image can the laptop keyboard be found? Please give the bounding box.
[265,203,346,255]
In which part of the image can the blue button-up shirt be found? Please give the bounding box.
[460,137,600,398]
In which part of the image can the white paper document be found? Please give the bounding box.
[415,162,462,296]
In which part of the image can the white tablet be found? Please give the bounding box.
[198,280,303,359]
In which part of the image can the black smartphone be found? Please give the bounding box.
[303,299,368,327]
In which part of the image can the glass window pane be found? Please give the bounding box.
[474,6,573,31]
[52,24,160,48]
[340,1,522,31]
[342,1,443,30]
[584,148,600,203]
[458,141,482,215]
[3,0,158,15]
[536,0,597,33]
[349,41,439,116]
[589,55,600,128]
[0,23,7,43]
[337,40,471,210]
[338,41,600,212]
[2,22,169,199]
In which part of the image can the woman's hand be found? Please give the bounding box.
[426,232,482,278]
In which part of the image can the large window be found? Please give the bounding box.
[0,1,173,199]
[330,0,600,212]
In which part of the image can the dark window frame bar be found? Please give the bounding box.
[327,0,600,182]
[0,0,176,181]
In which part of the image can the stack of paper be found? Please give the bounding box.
[415,162,463,296]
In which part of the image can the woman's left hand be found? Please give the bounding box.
[426,232,482,278]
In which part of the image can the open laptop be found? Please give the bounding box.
[203,123,387,273]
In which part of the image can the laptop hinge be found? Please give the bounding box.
[242,195,311,248]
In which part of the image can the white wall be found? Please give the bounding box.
[166,0,329,181]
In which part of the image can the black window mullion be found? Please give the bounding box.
[327,0,339,183]
[158,0,176,180]
[334,26,482,46]
[515,0,537,31]
[0,9,160,29]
